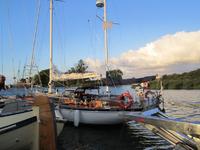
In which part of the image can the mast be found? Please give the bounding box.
[103,0,108,68]
[104,0,109,93]
[96,0,110,94]
[49,0,53,93]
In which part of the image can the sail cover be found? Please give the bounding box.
[52,66,101,81]
[53,72,101,81]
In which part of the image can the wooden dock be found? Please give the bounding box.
[34,95,57,150]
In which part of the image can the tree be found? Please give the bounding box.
[106,69,123,85]
[33,69,49,86]
[68,59,88,73]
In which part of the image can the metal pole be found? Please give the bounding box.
[49,0,53,93]
[104,0,108,67]
[103,0,109,94]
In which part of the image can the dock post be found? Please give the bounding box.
[34,95,57,150]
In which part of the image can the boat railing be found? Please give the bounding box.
[125,109,200,150]
[0,100,32,116]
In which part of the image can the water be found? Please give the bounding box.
[57,85,200,150]
[1,86,199,149]
[163,90,200,123]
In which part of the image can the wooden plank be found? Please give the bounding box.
[34,95,57,150]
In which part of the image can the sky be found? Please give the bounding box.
[0,0,200,83]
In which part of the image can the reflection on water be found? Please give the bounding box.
[163,90,200,123]
[57,123,172,150]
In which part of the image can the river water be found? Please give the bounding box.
[57,85,200,150]
[1,86,199,149]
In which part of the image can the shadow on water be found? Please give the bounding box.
[57,122,173,150]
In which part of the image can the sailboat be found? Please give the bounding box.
[0,76,39,150]
[48,0,163,127]
[0,75,65,150]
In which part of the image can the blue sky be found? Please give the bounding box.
[1,0,200,83]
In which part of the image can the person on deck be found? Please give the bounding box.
[0,75,6,91]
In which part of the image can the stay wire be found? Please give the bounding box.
[29,0,41,79]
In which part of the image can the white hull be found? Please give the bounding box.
[60,107,127,126]
[0,109,39,150]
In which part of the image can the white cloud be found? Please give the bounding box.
[85,31,200,78]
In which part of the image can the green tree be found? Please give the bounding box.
[68,59,88,73]
[33,69,49,86]
[106,69,123,85]
[150,68,200,89]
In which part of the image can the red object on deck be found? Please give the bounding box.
[134,117,145,123]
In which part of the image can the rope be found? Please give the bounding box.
[0,26,3,74]
[30,0,41,83]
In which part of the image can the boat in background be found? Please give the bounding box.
[0,98,39,150]
[0,94,65,150]
[0,75,64,150]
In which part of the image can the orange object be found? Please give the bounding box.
[63,99,75,105]
[94,100,103,108]
[118,91,133,109]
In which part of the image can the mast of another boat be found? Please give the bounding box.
[49,0,53,93]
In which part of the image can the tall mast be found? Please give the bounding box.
[49,0,53,93]
[103,0,108,68]
[96,0,110,94]
[103,0,110,93]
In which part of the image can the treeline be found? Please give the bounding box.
[33,69,124,87]
[150,68,200,89]
[32,59,124,87]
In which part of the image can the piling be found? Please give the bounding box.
[34,95,57,150]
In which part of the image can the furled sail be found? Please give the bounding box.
[53,72,101,81]
[52,66,101,81]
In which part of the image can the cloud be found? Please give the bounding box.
[85,31,200,78]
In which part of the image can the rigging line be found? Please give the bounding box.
[0,25,3,74]
[17,61,21,81]
[107,67,116,88]
[29,0,41,78]
[54,10,65,70]
[22,57,28,79]
[36,6,49,68]
[91,9,102,81]
[12,58,16,83]
[7,1,15,70]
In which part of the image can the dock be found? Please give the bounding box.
[34,95,57,150]
[125,108,200,150]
